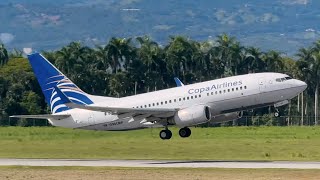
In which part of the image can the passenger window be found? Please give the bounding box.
[244,86,247,89]
[199,95,201,98]
[169,100,172,103]
[183,97,185,100]
[174,99,176,102]
[215,91,217,94]
[195,95,197,98]
[228,89,230,92]
[144,105,147,108]
[207,93,209,96]
[153,103,155,106]
[232,88,234,91]
[191,96,193,99]
[161,102,163,105]
[219,91,222,94]
[276,78,281,82]
[223,90,226,93]
[240,87,243,90]
[179,98,181,101]
[157,102,159,106]
[236,87,238,91]
[149,104,151,107]
[165,101,167,104]
[140,106,143,108]
[211,92,214,95]
[187,97,189,100]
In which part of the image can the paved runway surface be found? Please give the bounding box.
[0,159,320,169]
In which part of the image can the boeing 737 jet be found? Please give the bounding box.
[11,53,307,140]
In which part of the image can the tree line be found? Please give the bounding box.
[0,34,319,126]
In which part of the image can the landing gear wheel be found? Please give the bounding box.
[159,129,172,140]
[274,112,279,117]
[179,127,191,138]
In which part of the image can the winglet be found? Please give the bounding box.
[174,77,184,87]
[53,86,72,104]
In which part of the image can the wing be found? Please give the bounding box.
[54,86,178,121]
[10,114,70,120]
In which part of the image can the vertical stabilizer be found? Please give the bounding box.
[27,53,93,114]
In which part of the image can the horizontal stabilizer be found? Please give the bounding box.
[10,114,70,120]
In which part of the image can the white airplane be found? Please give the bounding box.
[11,53,307,140]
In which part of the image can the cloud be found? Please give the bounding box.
[260,13,280,23]
[280,0,309,5]
[0,33,15,44]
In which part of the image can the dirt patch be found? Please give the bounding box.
[0,167,320,180]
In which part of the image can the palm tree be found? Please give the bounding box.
[136,36,164,91]
[0,44,9,66]
[299,51,320,125]
[203,46,225,79]
[263,50,284,72]
[105,37,135,74]
[165,36,198,82]
[215,33,240,76]
[95,45,109,71]
[243,47,265,73]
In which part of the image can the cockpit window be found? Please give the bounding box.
[276,76,292,82]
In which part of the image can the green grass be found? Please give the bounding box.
[0,126,320,160]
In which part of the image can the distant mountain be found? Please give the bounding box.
[1,0,320,56]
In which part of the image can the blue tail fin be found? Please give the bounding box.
[27,53,93,114]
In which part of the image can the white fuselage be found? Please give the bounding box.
[50,73,306,130]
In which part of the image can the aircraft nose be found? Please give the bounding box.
[295,80,307,91]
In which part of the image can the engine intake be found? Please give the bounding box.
[174,105,211,127]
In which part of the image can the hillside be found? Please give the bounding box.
[0,0,320,55]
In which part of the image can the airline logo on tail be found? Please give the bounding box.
[48,75,93,113]
[27,53,93,114]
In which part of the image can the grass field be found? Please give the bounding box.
[0,126,320,160]
[1,166,320,180]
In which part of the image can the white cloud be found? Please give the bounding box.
[0,33,15,44]
[281,0,309,5]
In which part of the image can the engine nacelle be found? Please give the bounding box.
[174,105,211,127]
[211,112,242,123]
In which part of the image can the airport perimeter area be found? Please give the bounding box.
[1,126,320,179]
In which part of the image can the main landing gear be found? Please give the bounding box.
[159,129,172,140]
[159,127,192,140]
[179,127,191,138]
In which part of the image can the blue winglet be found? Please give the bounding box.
[174,77,184,87]
[53,86,72,104]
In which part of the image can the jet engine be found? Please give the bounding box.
[174,105,211,127]
[211,112,242,123]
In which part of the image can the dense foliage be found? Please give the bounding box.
[0,34,319,126]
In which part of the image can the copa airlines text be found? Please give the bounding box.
[11,53,307,140]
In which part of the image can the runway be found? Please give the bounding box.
[0,159,320,169]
